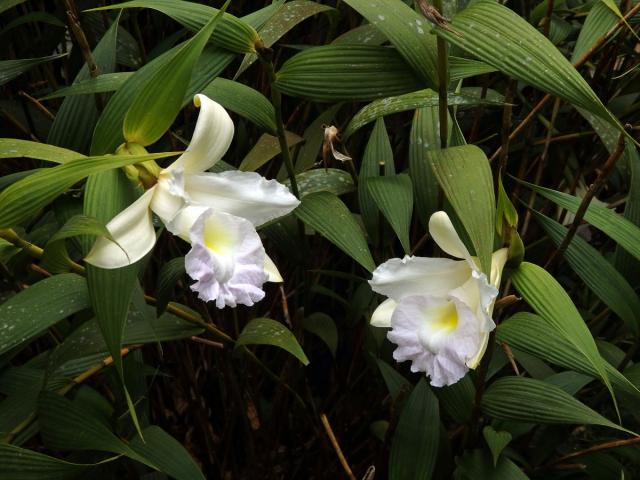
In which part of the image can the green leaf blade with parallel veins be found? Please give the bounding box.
[274,45,423,102]
[294,191,375,272]
[342,0,439,88]
[427,145,495,274]
[123,4,227,146]
[236,318,309,366]
[435,1,617,126]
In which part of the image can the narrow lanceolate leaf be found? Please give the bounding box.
[48,16,119,154]
[366,174,414,253]
[342,0,438,88]
[90,0,260,53]
[202,77,276,134]
[38,392,154,468]
[572,1,618,63]
[286,168,354,198]
[0,53,66,86]
[435,1,617,126]
[40,72,133,100]
[428,145,495,274]
[0,152,176,229]
[0,274,90,355]
[156,257,186,315]
[130,426,205,480]
[302,312,338,357]
[359,118,395,245]
[274,45,423,102]
[123,5,227,146]
[0,444,108,479]
[389,379,440,480]
[449,57,498,82]
[409,107,444,226]
[239,132,304,172]
[482,377,632,433]
[295,191,376,272]
[0,139,84,164]
[532,210,640,334]
[344,89,503,139]
[91,45,234,155]
[83,169,141,435]
[497,312,639,397]
[520,180,640,262]
[236,0,336,77]
[511,263,616,404]
[42,215,117,273]
[236,318,309,366]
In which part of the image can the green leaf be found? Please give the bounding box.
[496,312,639,398]
[0,0,26,15]
[274,45,423,102]
[332,23,388,45]
[435,1,618,127]
[123,4,227,146]
[482,377,631,433]
[0,274,90,356]
[496,176,518,236]
[48,16,119,153]
[239,131,304,172]
[40,72,133,100]
[0,54,66,87]
[202,77,276,134]
[344,88,502,139]
[572,2,618,63]
[366,174,414,253]
[236,0,336,77]
[156,257,186,315]
[342,0,438,88]
[449,57,498,81]
[295,191,376,272]
[236,318,309,366]
[511,263,616,406]
[482,426,512,466]
[0,151,176,229]
[91,45,234,155]
[428,145,495,274]
[0,139,84,164]
[0,443,108,479]
[130,426,205,480]
[435,375,475,423]
[389,379,440,480]
[42,215,117,273]
[409,107,442,226]
[90,0,260,54]
[285,168,354,198]
[377,359,411,401]
[302,312,338,357]
[38,391,154,467]
[83,169,142,435]
[455,449,529,480]
[359,118,395,245]
[520,180,640,262]
[532,210,640,334]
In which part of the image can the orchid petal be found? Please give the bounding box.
[428,211,473,263]
[388,295,482,387]
[264,254,283,283]
[166,94,234,175]
[183,170,300,227]
[371,298,397,328]
[85,188,156,268]
[166,204,209,242]
[183,208,267,308]
[467,331,490,369]
[369,255,471,301]
[150,172,187,224]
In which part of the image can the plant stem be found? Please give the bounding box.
[260,51,300,199]
[432,0,449,149]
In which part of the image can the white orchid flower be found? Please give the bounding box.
[368,211,508,387]
[85,94,300,308]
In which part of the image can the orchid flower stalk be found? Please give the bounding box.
[369,211,508,387]
[85,94,300,308]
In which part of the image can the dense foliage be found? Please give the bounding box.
[1,0,640,478]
